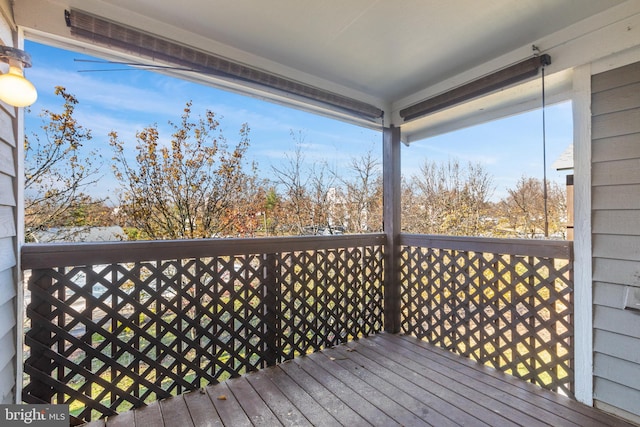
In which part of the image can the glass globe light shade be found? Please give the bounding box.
[0,65,38,107]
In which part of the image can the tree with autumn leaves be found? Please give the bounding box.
[403,159,494,236]
[270,134,383,235]
[26,88,568,241]
[110,102,264,239]
[24,87,109,242]
[495,176,567,238]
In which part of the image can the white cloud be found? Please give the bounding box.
[29,66,202,119]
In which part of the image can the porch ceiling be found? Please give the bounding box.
[14,0,635,139]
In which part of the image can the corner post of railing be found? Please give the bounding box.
[25,269,56,404]
[263,253,279,366]
[383,125,402,333]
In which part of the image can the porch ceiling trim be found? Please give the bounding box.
[65,8,384,124]
[399,55,551,123]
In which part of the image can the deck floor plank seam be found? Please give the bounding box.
[243,370,313,426]
[206,381,252,427]
[382,334,593,426]
[182,388,224,427]
[159,393,196,427]
[330,346,488,425]
[226,376,283,426]
[132,400,163,426]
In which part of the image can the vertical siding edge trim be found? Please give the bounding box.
[573,63,594,405]
[12,27,25,405]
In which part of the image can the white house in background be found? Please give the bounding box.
[553,144,575,240]
[553,144,575,172]
[2,1,640,424]
[30,226,125,243]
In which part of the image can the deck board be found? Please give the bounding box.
[89,333,636,427]
[302,351,429,426]
[207,382,252,427]
[364,335,554,427]
[387,334,592,426]
[159,394,195,427]
[227,376,282,426]
[392,334,633,427]
[182,389,223,427]
[342,337,516,426]
[328,343,466,427]
[133,401,163,426]
[289,354,401,426]
[244,370,312,426]
[278,359,369,425]
[262,363,342,427]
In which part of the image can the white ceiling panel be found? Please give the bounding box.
[15,0,636,138]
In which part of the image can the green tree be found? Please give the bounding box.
[110,102,255,239]
[24,86,105,242]
[259,187,280,236]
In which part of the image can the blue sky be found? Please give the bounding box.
[24,40,573,203]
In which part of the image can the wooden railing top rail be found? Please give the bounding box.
[21,233,387,269]
[400,234,572,259]
[22,233,572,269]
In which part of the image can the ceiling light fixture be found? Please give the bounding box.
[0,46,38,107]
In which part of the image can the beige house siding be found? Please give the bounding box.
[591,60,640,420]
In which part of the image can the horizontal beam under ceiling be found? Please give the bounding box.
[65,9,384,123]
[400,54,551,122]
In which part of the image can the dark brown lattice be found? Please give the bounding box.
[23,239,384,423]
[399,238,574,397]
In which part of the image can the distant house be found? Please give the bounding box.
[553,144,574,240]
[31,226,126,243]
[553,144,574,171]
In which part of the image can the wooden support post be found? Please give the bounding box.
[566,174,574,240]
[383,125,401,333]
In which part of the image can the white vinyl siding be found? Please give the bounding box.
[0,1,18,403]
[591,60,640,420]
[0,120,17,405]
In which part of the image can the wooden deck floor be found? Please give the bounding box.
[84,333,634,427]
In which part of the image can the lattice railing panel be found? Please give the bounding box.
[23,236,385,423]
[277,245,384,360]
[399,236,574,397]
